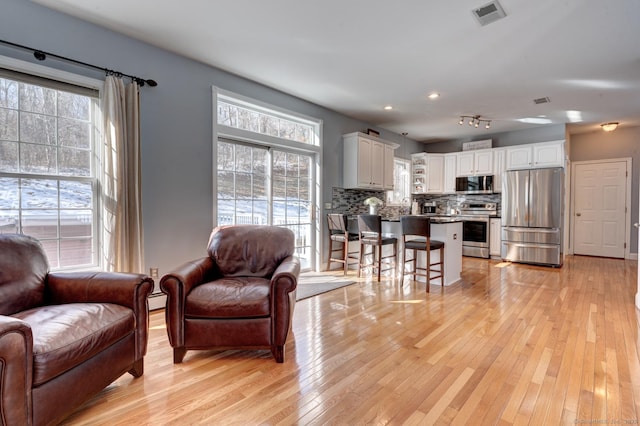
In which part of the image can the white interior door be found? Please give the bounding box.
[573,160,628,258]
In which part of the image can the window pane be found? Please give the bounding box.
[21,179,58,209]
[236,172,252,198]
[59,147,91,176]
[60,209,92,238]
[0,177,19,209]
[20,143,57,174]
[235,145,252,172]
[19,83,56,115]
[58,117,90,149]
[22,209,58,239]
[217,199,235,225]
[0,78,18,109]
[20,112,56,145]
[60,181,92,208]
[0,108,18,141]
[217,142,234,170]
[57,92,90,120]
[59,238,93,268]
[217,171,234,199]
[0,141,18,172]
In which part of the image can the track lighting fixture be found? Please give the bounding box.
[459,115,491,130]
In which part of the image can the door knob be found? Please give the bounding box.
[576,213,581,216]
[634,223,639,229]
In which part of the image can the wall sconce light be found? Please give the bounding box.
[459,115,491,130]
[601,122,618,132]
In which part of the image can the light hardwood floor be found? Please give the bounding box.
[62,256,640,425]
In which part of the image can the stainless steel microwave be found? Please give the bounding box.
[455,175,494,194]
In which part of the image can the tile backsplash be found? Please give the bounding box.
[330,187,501,217]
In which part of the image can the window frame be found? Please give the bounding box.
[0,55,103,271]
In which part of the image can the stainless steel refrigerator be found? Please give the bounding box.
[501,167,564,267]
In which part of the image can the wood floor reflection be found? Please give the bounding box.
[62,256,640,425]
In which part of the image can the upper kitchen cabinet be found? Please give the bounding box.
[443,153,457,193]
[506,140,565,170]
[456,149,493,176]
[492,148,506,193]
[343,132,398,190]
[411,153,444,194]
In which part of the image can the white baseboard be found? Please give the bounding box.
[628,253,638,260]
[149,293,166,311]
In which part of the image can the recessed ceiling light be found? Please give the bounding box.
[383,105,393,110]
[428,93,440,100]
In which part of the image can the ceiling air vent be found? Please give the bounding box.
[472,1,507,26]
[533,97,551,105]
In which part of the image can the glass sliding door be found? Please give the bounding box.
[272,150,312,268]
[216,140,315,270]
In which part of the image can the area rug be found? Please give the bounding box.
[296,273,356,300]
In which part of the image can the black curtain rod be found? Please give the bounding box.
[0,39,157,87]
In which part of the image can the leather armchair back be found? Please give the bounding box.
[207,225,295,277]
[0,233,48,315]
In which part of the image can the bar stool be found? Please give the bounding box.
[357,214,397,282]
[327,213,359,275]
[400,215,444,292]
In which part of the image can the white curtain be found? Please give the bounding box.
[101,75,144,273]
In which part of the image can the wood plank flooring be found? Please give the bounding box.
[61,256,640,425]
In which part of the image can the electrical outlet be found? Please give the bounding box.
[324,202,332,210]
[149,267,159,279]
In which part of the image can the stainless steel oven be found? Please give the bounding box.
[457,202,497,259]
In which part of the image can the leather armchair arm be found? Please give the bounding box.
[160,257,218,348]
[270,255,300,347]
[46,272,154,309]
[0,316,33,425]
[46,272,154,360]
[270,255,300,295]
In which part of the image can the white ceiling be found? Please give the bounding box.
[31,0,640,142]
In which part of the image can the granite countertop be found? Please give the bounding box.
[380,216,463,224]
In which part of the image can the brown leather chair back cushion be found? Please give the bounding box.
[207,225,295,277]
[0,233,48,315]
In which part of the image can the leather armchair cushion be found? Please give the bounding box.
[13,303,134,386]
[185,277,271,318]
[207,225,294,277]
[0,234,48,316]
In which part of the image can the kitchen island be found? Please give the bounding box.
[382,217,462,286]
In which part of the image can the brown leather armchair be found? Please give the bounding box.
[0,233,153,426]
[160,225,300,363]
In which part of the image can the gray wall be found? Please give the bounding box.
[1,0,423,277]
[570,126,640,253]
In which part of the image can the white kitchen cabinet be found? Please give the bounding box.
[490,218,502,257]
[506,140,564,170]
[343,132,397,190]
[533,141,565,168]
[411,153,444,193]
[443,153,457,193]
[492,148,506,193]
[456,149,493,176]
[383,144,395,189]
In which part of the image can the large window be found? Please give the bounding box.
[0,70,100,269]
[214,89,321,270]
